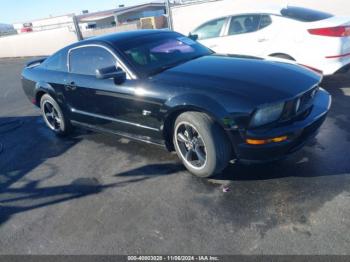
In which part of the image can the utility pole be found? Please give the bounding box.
[72,15,83,41]
[165,0,174,30]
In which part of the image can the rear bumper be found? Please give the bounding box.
[232,88,331,163]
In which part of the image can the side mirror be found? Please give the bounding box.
[96,65,126,85]
[188,33,198,41]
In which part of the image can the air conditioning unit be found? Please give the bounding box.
[140,16,167,29]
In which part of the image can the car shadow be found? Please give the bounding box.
[115,162,185,177]
[0,116,143,226]
[321,73,350,141]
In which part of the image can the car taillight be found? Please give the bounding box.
[308,26,350,37]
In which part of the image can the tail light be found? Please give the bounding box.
[308,26,350,37]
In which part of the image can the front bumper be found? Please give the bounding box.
[233,88,331,163]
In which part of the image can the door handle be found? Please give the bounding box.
[65,81,77,91]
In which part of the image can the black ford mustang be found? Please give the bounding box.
[21,30,331,178]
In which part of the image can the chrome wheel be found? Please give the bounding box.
[175,122,207,169]
[42,100,62,131]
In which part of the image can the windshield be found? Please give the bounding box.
[117,32,213,77]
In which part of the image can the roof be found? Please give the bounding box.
[76,2,165,22]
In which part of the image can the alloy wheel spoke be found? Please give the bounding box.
[196,136,205,147]
[185,149,194,162]
[45,112,54,119]
[53,109,59,118]
[185,125,194,140]
[177,132,189,143]
[195,147,206,164]
[55,117,61,124]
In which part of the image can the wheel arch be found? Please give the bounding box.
[161,94,232,152]
[34,82,57,107]
[268,53,296,61]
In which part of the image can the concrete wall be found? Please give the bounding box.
[0,27,78,58]
[172,0,350,34]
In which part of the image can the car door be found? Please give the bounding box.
[64,45,163,142]
[218,14,272,56]
[192,17,229,51]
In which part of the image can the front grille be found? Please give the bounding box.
[280,86,318,122]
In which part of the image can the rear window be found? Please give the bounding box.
[41,50,67,72]
[281,6,333,22]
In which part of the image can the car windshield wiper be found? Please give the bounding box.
[149,55,204,76]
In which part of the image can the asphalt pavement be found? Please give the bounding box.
[0,58,350,254]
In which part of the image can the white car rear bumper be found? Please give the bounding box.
[317,56,350,75]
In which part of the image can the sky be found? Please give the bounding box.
[0,0,155,24]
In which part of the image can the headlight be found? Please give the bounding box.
[250,102,285,127]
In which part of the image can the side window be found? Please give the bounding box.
[228,15,261,35]
[42,51,67,72]
[259,15,272,30]
[192,17,226,40]
[69,46,116,75]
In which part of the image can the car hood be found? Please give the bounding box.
[153,54,322,105]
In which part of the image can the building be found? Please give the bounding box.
[12,2,167,34]
[13,14,75,33]
[76,2,166,31]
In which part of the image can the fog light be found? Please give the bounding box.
[246,136,288,145]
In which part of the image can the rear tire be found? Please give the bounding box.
[40,94,72,136]
[173,112,232,178]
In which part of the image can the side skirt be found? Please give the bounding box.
[70,120,166,148]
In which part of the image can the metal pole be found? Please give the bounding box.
[165,0,174,30]
[72,15,83,41]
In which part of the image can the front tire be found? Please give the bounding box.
[40,94,72,136]
[173,112,232,178]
